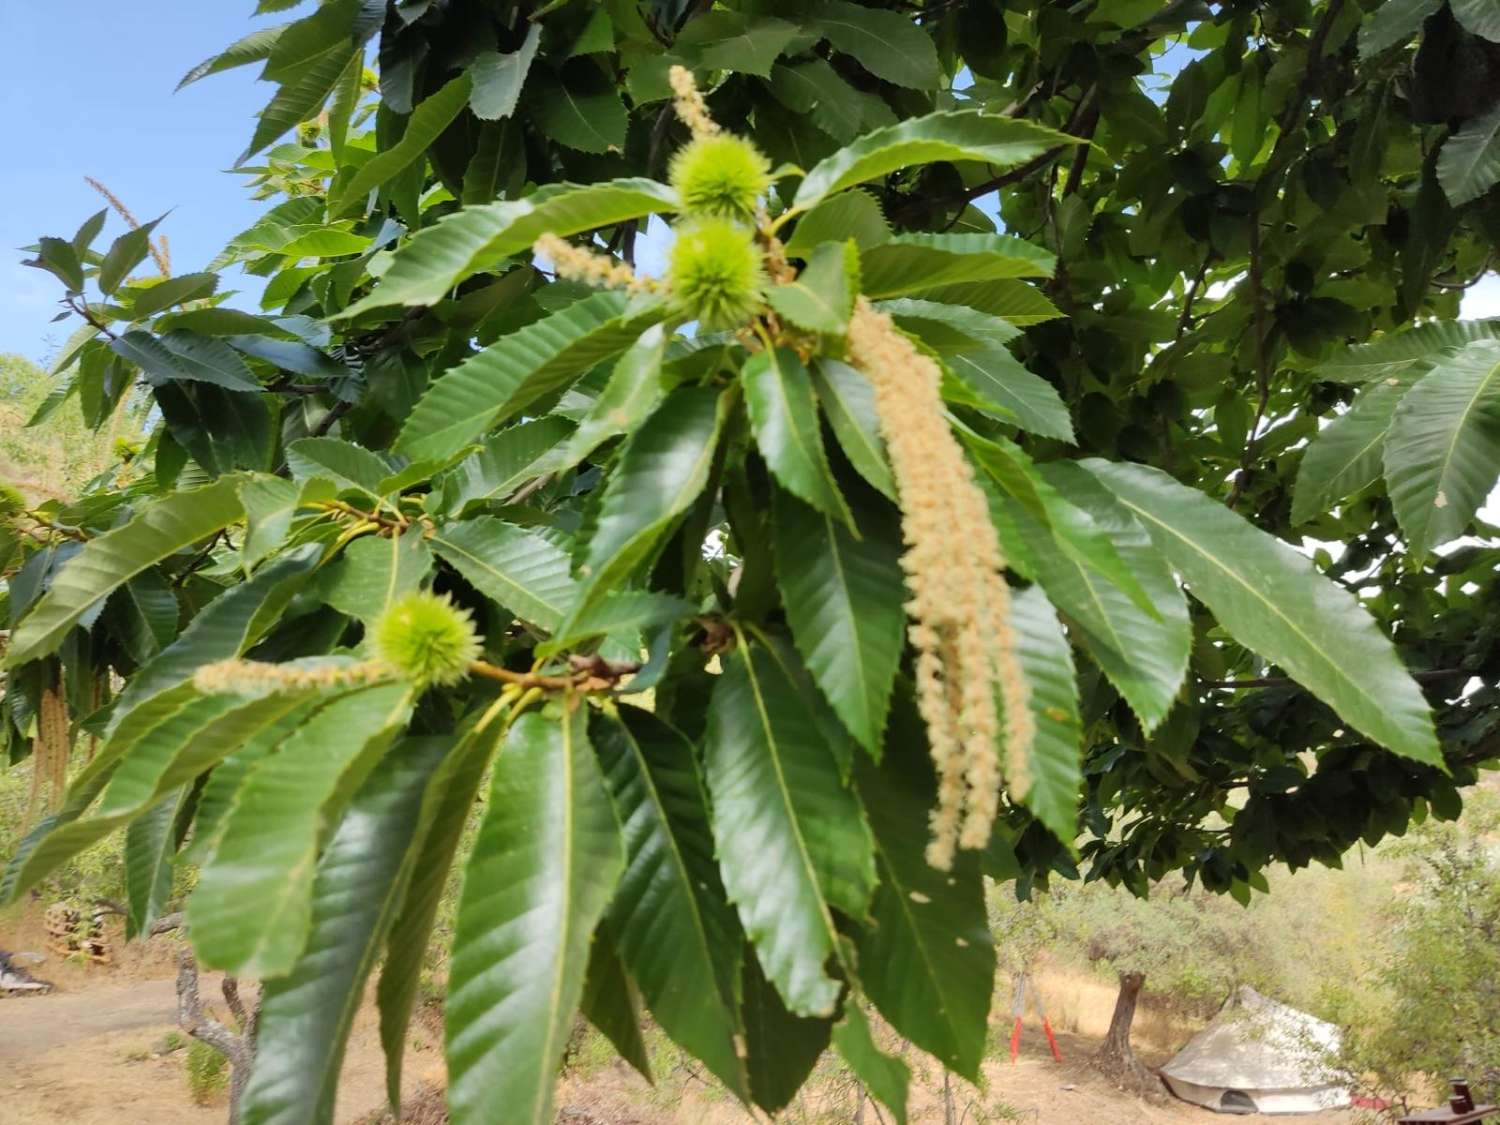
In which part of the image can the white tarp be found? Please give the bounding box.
[1160,985,1352,1115]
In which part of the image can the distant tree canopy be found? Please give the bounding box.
[3,1,1500,1121]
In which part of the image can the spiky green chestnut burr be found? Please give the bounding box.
[372,591,482,690]
[666,219,767,330]
[669,134,772,221]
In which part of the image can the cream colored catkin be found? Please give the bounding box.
[845,298,1034,868]
[532,233,653,294]
[668,65,719,140]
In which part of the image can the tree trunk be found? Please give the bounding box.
[1092,970,1160,1097]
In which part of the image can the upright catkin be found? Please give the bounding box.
[845,298,1034,867]
[668,65,719,141]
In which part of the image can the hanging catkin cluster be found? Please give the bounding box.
[846,298,1035,869]
[532,232,652,294]
[27,684,70,820]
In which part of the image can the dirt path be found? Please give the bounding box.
[0,976,192,1058]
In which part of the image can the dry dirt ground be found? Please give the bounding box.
[1,914,1357,1125]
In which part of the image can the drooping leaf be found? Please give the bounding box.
[378,720,506,1109]
[592,707,749,1097]
[741,947,835,1114]
[854,716,995,1081]
[445,706,624,1125]
[579,926,652,1082]
[189,681,414,977]
[7,478,245,668]
[242,43,358,163]
[396,292,665,461]
[123,787,188,939]
[1438,103,1500,207]
[1383,340,1500,559]
[742,347,854,526]
[239,736,452,1125]
[995,460,1190,732]
[792,111,1069,212]
[704,642,876,1019]
[1084,459,1440,765]
[569,386,726,620]
[344,179,679,314]
[832,1002,910,1125]
[1008,586,1082,845]
[773,490,904,757]
[287,436,391,498]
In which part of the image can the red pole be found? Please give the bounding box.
[1010,1017,1023,1064]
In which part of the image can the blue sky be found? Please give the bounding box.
[0,3,279,362]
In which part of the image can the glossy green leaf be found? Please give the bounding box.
[430,518,579,632]
[397,292,664,461]
[98,218,165,296]
[242,44,358,163]
[570,386,726,619]
[470,25,541,120]
[813,0,942,88]
[445,707,624,1125]
[112,330,262,393]
[854,725,995,1081]
[881,297,1021,352]
[123,787,187,939]
[766,240,858,335]
[125,272,220,319]
[860,233,1055,298]
[908,279,1064,326]
[344,179,679,314]
[178,22,287,89]
[592,707,749,1097]
[287,436,391,498]
[528,64,628,154]
[1314,319,1500,382]
[378,721,506,1109]
[1358,0,1440,57]
[555,324,668,468]
[1384,340,1500,558]
[1438,103,1500,207]
[812,358,895,500]
[579,927,652,1081]
[945,349,1074,442]
[998,460,1190,732]
[1085,459,1440,765]
[704,642,876,1018]
[445,417,574,513]
[7,478,244,668]
[773,490,904,756]
[189,681,414,976]
[743,347,853,526]
[784,190,890,259]
[239,736,452,1125]
[4,686,318,903]
[1009,586,1082,845]
[679,11,799,77]
[320,528,432,624]
[330,73,472,217]
[1292,374,1416,524]
[741,948,835,1114]
[792,111,1068,212]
